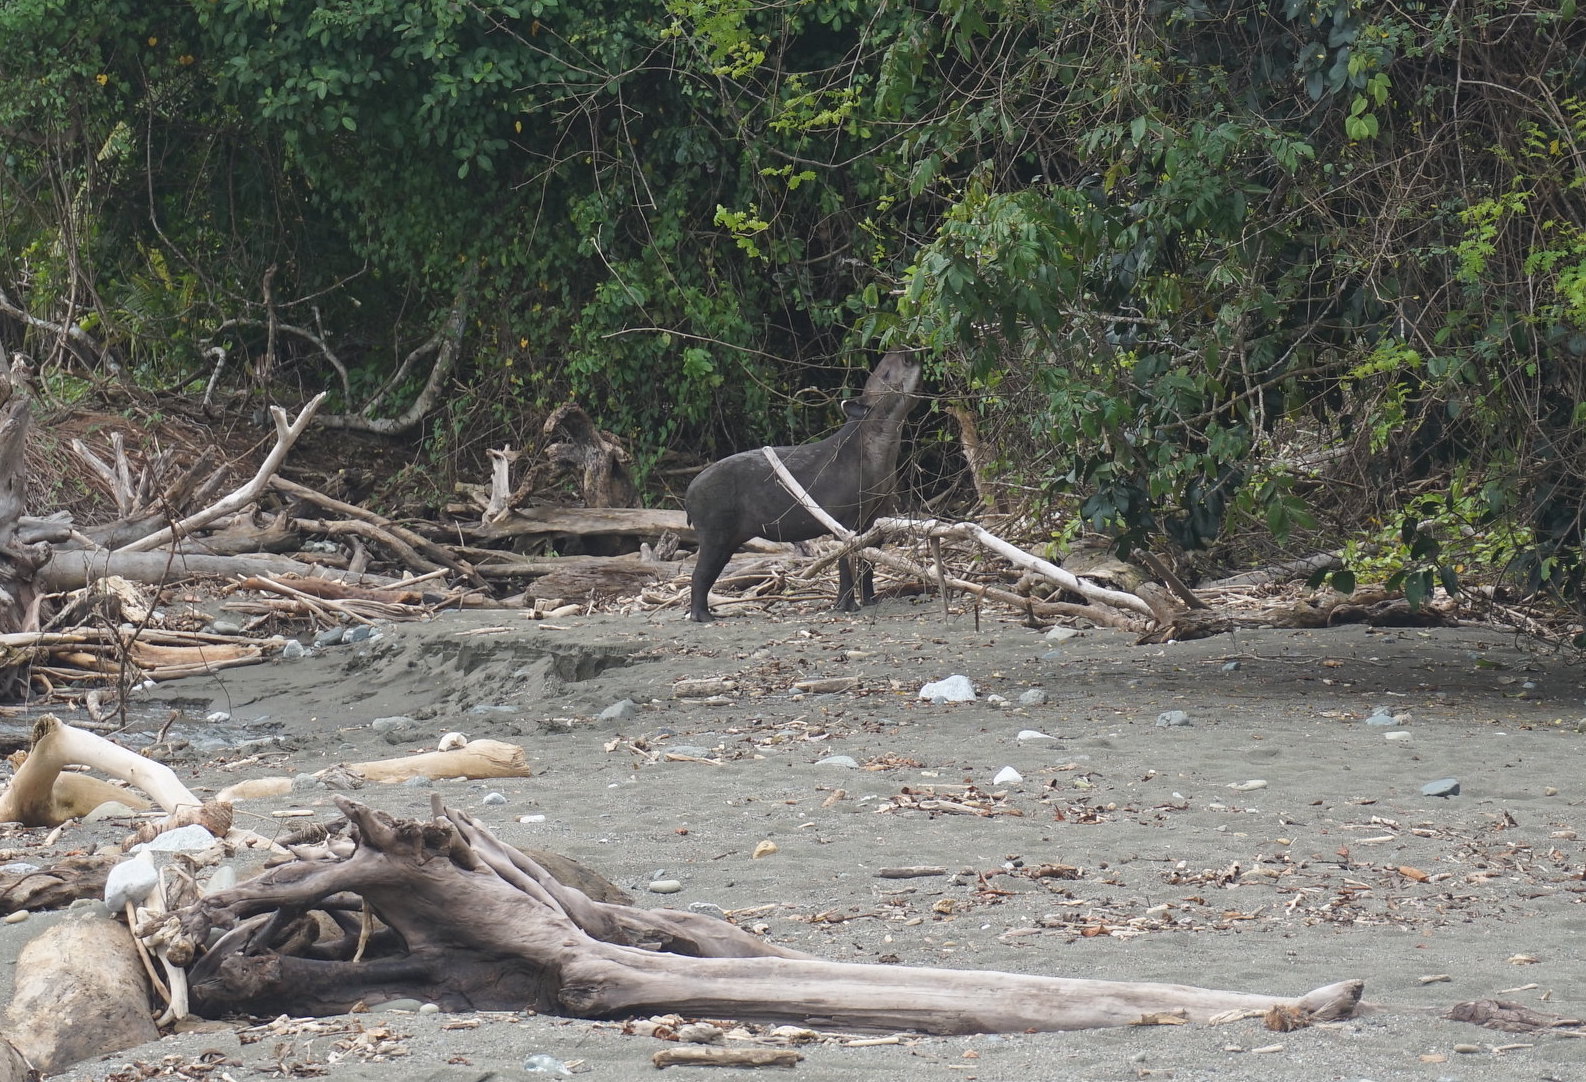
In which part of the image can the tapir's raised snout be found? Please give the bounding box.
[685,352,923,622]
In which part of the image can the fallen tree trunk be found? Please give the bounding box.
[171,797,1364,1033]
[465,506,694,544]
[39,549,397,591]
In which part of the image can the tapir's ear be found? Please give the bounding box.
[842,399,871,420]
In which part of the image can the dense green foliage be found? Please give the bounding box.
[2,0,1583,624]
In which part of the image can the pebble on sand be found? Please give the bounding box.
[1017,729,1056,743]
[918,675,976,701]
[1156,709,1192,727]
[1018,688,1047,705]
[647,879,683,894]
[1421,777,1460,797]
[993,766,1023,785]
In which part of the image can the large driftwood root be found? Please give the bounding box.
[170,797,1364,1034]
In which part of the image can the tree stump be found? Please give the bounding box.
[0,377,51,696]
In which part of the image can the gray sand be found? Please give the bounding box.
[8,600,1585,1081]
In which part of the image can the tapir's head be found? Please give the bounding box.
[858,351,924,419]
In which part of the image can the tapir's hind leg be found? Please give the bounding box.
[689,538,735,622]
[858,558,877,606]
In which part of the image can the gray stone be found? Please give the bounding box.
[1045,626,1081,642]
[815,754,859,769]
[469,703,517,715]
[522,1054,574,1076]
[314,627,346,647]
[372,715,423,745]
[1421,777,1460,798]
[1040,649,1064,661]
[599,698,640,721]
[1155,709,1192,727]
[378,998,425,1012]
[482,792,507,806]
[1222,660,1241,671]
[344,624,376,643]
[687,901,728,920]
[1018,688,1047,705]
[211,618,244,636]
[402,775,433,787]
[290,773,323,792]
[919,675,976,701]
[280,639,308,659]
[667,745,712,758]
[647,879,684,894]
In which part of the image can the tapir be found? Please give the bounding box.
[685,351,923,622]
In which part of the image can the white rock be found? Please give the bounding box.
[437,731,469,751]
[993,766,1023,785]
[918,675,976,701]
[205,711,231,724]
[1017,729,1056,743]
[1226,779,1268,792]
[83,801,138,823]
[104,852,158,911]
[129,824,216,853]
[1045,627,1081,642]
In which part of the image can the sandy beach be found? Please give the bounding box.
[5,597,1584,1081]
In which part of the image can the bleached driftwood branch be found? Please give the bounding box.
[756,447,1160,624]
[115,393,327,553]
[0,715,201,826]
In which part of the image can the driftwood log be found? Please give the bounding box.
[214,738,533,802]
[170,796,1364,1033]
[3,914,159,1074]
